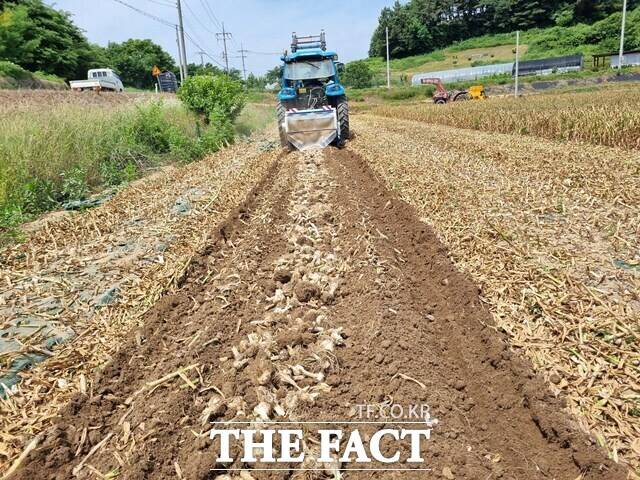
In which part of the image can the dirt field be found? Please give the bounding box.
[1,112,636,478]
[0,90,158,114]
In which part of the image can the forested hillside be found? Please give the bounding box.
[370,0,640,58]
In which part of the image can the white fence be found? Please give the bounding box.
[610,52,640,67]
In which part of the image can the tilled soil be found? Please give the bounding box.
[11,148,627,479]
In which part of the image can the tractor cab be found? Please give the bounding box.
[277,32,349,151]
[279,32,345,110]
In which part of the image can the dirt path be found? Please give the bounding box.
[8,148,627,479]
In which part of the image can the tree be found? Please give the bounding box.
[177,74,246,123]
[264,66,282,84]
[0,0,101,79]
[245,73,267,89]
[105,39,176,89]
[342,60,374,89]
[368,0,585,59]
[187,62,224,77]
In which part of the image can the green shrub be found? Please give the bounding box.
[61,165,88,201]
[178,74,246,123]
[0,60,31,80]
[0,99,241,240]
[123,102,175,154]
[343,60,374,89]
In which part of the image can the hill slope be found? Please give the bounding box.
[361,6,640,86]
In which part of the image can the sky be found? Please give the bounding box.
[45,0,392,76]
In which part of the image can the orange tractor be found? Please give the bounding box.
[420,78,487,104]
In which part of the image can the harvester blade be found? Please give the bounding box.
[285,109,337,151]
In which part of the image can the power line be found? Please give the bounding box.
[110,0,175,27]
[246,50,281,56]
[183,31,226,69]
[110,0,235,75]
[183,17,210,49]
[182,0,215,35]
[199,0,223,29]
[139,0,174,7]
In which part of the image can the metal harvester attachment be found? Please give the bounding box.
[284,107,338,151]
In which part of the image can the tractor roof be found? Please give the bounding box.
[282,48,337,62]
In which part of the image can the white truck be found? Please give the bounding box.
[70,68,124,92]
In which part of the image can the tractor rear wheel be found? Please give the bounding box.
[335,96,350,148]
[277,102,295,151]
[276,102,287,147]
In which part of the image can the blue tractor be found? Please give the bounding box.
[277,31,349,151]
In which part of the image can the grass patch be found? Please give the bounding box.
[235,103,275,138]
[0,61,65,87]
[379,85,435,101]
[0,99,234,246]
[245,90,275,103]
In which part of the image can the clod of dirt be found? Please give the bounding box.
[200,394,227,426]
[295,235,314,247]
[273,268,292,284]
[294,281,320,303]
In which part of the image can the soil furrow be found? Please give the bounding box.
[8,147,627,480]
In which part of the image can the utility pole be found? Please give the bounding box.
[238,43,248,81]
[175,25,184,82]
[216,23,232,74]
[386,27,391,89]
[197,51,206,68]
[514,30,520,97]
[176,0,188,78]
[618,0,628,69]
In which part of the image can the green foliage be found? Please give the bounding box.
[264,66,283,85]
[178,74,246,123]
[380,86,433,101]
[369,0,640,59]
[105,39,176,89]
[187,62,224,77]
[235,104,274,138]
[61,166,88,201]
[342,60,374,88]
[0,101,238,238]
[0,0,102,80]
[361,5,640,86]
[245,73,267,90]
[0,60,65,87]
[0,60,30,79]
[0,1,180,88]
